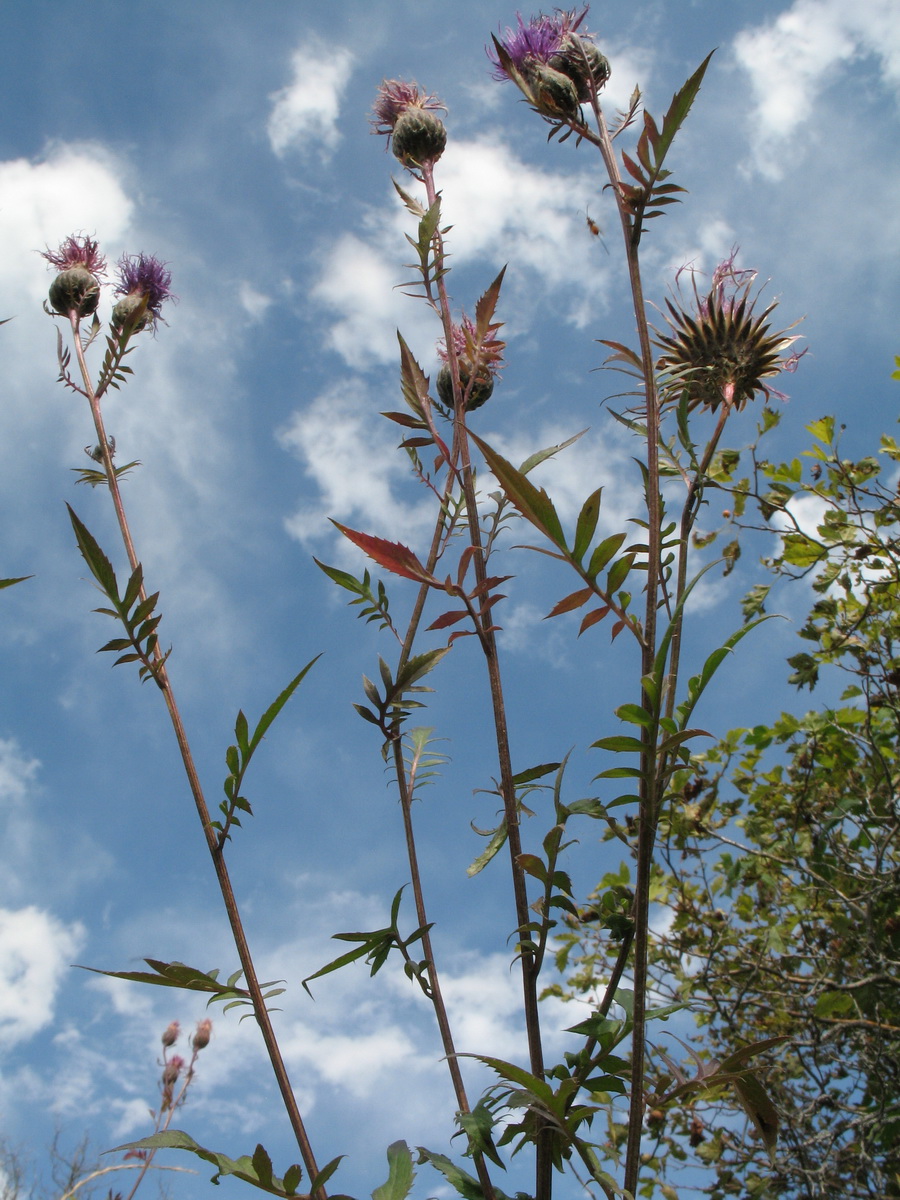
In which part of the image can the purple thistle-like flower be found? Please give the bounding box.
[41,234,106,276]
[436,315,505,412]
[115,253,174,318]
[489,7,589,79]
[371,80,448,169]
[370,80,445,135]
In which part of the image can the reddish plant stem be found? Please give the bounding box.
[576,106,664,1196]
[421,164,551,1200]
[68,317,326,1199]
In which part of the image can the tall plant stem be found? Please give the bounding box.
[421,165,551,1200]
[664,401,731,723]
[389,477,497,1200]
[579,108,663,1196]
[68,317,326,1198]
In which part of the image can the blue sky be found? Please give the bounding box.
[1,1,899,1198]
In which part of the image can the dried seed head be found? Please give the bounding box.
[655,252,804,412]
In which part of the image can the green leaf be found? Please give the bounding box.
[468,431,567,550]
[67,505,119,598]
[0,576,33,590]
[247,657,321,758]
[592,735,645,754]
[587,532,627,581]
[371,1141,415,1200]
[572,488,602,563]
[417,1149,513,1200]
[106,1131,304,1196]
[731,1073,780,1163]
[309,1156,345,1194]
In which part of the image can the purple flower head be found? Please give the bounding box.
[41,234,106,277]
[436,315,505,412]
[115,253,174,318]
[370,80,446,136]
[371,80,448,170]
[438,315,505,374]
[489,7,589,79]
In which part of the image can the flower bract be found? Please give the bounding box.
[113,253,174,329]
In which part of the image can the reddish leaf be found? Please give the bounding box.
[426,609,470,631]
[546,587,593,618]
[579,606,609,635]
[332,522,437,584]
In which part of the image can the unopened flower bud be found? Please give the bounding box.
[524,61,580,118]
[371,80,447,170]
[549,35,611,102]
[161,1020,180,1048]
[162,1055,185,1087]
[192,1019,212,1051]
[436,363,494,412]
[48,267,101,318]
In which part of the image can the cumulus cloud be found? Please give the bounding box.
[268,41,356,158]
[0,906,85,1046]
[278,377,434,553]
[308,136,615,374]
[733,0,900,176]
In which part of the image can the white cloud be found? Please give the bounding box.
[0,906,85,1046]
[733,0,900,176]
[309,137,616,373]
[239,282,273,321]
[268,41,356,158]
[309,232,436,369]
[278,378,434,553]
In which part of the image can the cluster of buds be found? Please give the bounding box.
[655,252,804,412]
[370,80,447,170]
[436,315,505,413]
[158,1018,212,1112]
[490,7,610,120]
[41,233,173,330]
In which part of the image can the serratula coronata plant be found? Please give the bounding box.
[37,6,806,1200]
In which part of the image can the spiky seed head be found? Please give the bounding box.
[655,257,803,411]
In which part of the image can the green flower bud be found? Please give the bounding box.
[390,107,447,169]
[436,363,494,413]
[523,61,580,119]
[111,293,152,331]
[550,36,611,102]
[48,267,101,318]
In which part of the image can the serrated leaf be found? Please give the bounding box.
[468,432,566,550]
[372,1141,415,1200]
[333,522,437,584]
[67,505,119,598]
[106,1131,304,1197]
